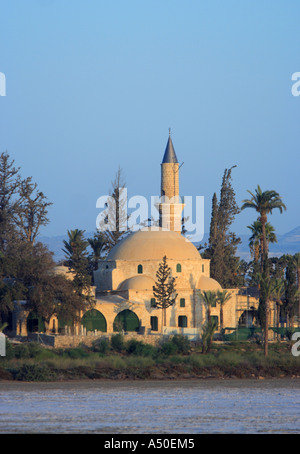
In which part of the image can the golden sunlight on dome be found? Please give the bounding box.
[197,275,222,291]
[107,228,201,261]
[118,275,155,291]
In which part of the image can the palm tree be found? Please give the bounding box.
[216,290,232,334]
[242,186,286,274]
[201,319,218,353]
[272,278,285,341]
[259,275,276,357]
[248,220,277,269]
[292,253,300,327]
[88,233,106,273]
[200,290,218,325]
[63,229,88,265]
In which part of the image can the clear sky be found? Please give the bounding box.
[1,0,299,239]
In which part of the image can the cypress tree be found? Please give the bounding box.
[205,167,241,288]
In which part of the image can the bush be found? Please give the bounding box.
[14,343,31,359]
[4,340,14,360]
[160,340,178,356]
[126,339,155,357]
[171,335,190,354]
[159,335,191,356]
[94,338,110,355]
[14,364,56,381]
[110,334,125,352]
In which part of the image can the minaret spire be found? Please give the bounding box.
[159,131,184,233]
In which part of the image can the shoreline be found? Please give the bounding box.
[1,364,300,383]
[1,338,299,383]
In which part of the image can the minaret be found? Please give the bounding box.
[159,130,184,233]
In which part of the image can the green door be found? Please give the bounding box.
[27,312,45,333]
[81,309,107,332]
[113,309,139,332]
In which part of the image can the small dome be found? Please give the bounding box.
[197,275,222,291]
[107,228,201,261]
[118,275,155,291]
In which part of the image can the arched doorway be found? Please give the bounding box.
[26,312,45,333]
[238,309,257,327]
[113,309,139,332]
[81,309,107,332]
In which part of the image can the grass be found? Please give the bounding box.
[1,336,300,381]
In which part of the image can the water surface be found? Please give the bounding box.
[0,379,299,434]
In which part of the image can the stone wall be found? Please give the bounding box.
[52,332,164,349]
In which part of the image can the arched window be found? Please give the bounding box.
[81,309,107,333]
[176,263,182,273]
[150,316,158,331]
[202,264,204,272]
[180,298,185,307]
[137,264,143,274]
[113,309,139,332]
[178,315,187,328]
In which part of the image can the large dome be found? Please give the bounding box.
[107,228,201,261]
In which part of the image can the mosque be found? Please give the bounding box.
[12,134,274,341]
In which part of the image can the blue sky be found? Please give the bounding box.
[1,0,299,239]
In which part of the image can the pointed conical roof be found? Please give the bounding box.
[162,134,178,163]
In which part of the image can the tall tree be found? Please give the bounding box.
[152,256,177,331]
[216,289,232,334]
[63,229,94,306]
[241,185,286,275]
[259,275,276,357]
[248,220,277,268]
[199,290,218,324]
[0,152,21,251]
[13,177,52,244]
[273,277,285,341]
[284,255,298,327]
[87,231,106,280]
[0,152,52,250]
[292,252,300,325]
[99,167,129,254]
[26,265,85,333]
[204,167,241,288]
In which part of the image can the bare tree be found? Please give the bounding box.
[14,177,52,244]
[99,166,129,253]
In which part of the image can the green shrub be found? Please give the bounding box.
[171,335,190,354]
[4,340,14,360]
[111,334,125,352]
[159,335,191,356]
[126,339,155,357]
[96,338,110,355]
[14,364,56,381]
[160,340,178,356]
[14,343,31,359]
